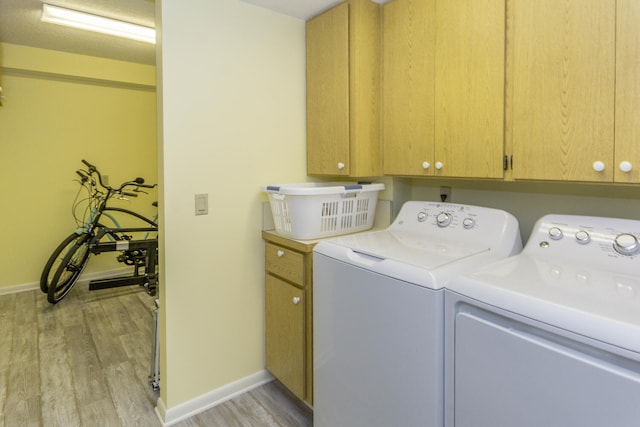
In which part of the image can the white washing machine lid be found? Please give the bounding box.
[322,228,491,268]
[314,201,522,290]
[315,229,497,289]
[449,254,640,354]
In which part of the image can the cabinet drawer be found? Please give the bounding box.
[265,242,305,285]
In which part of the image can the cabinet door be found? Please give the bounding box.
[265,275,305,399]
[306,2,350,176]
[382,0,435,176]
[434,0,505,178]
[511,0,615,182]
[615,0,640,183]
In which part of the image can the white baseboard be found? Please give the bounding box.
[0,267,132,296]
[156,370,274,426]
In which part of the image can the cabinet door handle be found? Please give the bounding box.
[593,161,605,172]
[435,161,444,170]
[337,162,345,170]
[422,161,430,170]
[292,297,301,305]
[619,161,633,173]
[277,250,285,257]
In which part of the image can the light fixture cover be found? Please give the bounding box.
[41,4,155,44]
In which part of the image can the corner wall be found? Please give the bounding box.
[156,0,307,411]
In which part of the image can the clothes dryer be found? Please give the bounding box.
[313,201,522,427]
[445,214,640,427]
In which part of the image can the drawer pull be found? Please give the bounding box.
[292,297,301,305]
[277,250,285,257]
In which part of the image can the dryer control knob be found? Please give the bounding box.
[575,230,591,244]
[417,211,427,222]
[436,212,452,227]
[614,233,640,256]
[548,227,563,240]
[462,218,475,229]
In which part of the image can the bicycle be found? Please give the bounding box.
[41,160,158,304]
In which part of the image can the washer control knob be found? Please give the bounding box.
[462,218,475,229]
[436,212,452,227]
[575,230,591,244]
[417,211,427,222]
[548,227,563,240]
[613,233,640,256]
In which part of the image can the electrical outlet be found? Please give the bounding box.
[440,186,452,202]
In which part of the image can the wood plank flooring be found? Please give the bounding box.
[0,282,312,427]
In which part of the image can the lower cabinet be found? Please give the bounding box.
[262,231,315,405]
[265,275,305,398]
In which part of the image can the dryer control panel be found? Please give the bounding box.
[527,214,640,274]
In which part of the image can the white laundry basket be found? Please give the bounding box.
[263,182,385,240]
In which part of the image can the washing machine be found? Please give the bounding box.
[313,201,522,427]
[445,214,640,427]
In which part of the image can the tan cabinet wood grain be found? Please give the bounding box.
[306,0,381,177]
[615,0,640,183]
[510,0,615,182]
[434,0,505,178]
[262,231,315,405]
[382,0,505,178]
[265,242,304,286]
[265,275,305,399]
[306,2,350,176]
[382,0,435,176]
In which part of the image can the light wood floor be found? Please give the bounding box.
[0,282,312,427]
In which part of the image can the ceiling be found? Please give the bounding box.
[0,0,362,66]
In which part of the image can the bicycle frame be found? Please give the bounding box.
[59,160,158,295]
[84,205,159,294]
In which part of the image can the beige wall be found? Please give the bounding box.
[0,43,157,291]
[156,0,307,411]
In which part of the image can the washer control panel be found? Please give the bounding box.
[398,202,494,231]
[389,201,522,257]
[397,202,492,231]
[529,214,640,269]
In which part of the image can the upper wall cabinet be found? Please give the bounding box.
[615,0,640,183]
[382,0,506,178]
[306,0,381,177]
[509,0,617,182]
[434,0,506,178]
[382,0,435,175]
[382,0,435,176]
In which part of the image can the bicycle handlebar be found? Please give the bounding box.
[80,159,157,193]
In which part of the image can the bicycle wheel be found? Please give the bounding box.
[41,232,91,303]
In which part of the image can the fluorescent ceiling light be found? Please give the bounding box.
[41,4,155,44]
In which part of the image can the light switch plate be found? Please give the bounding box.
[195,193,208,215]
